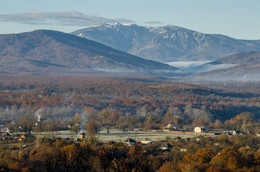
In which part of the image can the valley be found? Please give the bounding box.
[0,75,259,171]
[0,22,260,171]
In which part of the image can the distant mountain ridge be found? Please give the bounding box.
[0,30,180,76]
[72,23,260,62]
[213,51,260,65]
[191,51,260,81]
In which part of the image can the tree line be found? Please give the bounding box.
[0,76,259,133]
[1,134,260,171]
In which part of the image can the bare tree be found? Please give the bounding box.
[86,119,99,135]
[18,113,37,135]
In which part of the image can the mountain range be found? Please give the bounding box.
[72,23,260,62]
[0,30,179,76]
[0,26,259,81]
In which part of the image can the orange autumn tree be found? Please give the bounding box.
[210,147,242,171]
[224,112,254,131]
[178,148,215,171]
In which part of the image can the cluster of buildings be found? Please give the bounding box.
[163,123,207,134]
[163,123,243,136]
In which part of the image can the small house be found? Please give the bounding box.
[141,140,154,144]
[2,133,11,137]
[18,134,27,141]
[164,123,179,132]
[194,127,206,133]
[174,137,182,142]
[180,148,187,152]
[159,142,173,151]
[79,133,86,139]
[1,128,10,133]
[222,130,240,135]
[232,130,240,135]
[166,123,177,129]
[124,138,135,146]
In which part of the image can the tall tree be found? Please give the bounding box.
[18,113,37,135]
[86,119,98,135]
[98,109,120,134]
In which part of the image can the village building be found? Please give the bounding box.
[159,143,173,152]
[163,123,179,132]
[124,138,135,146]
[79,133,86,139]
[222,130,240,135]
[166,123,176,129]
[1,128,10,133]
[140,140,154,144]
[194,127,206,133]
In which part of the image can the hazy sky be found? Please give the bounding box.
[0,0,259,40]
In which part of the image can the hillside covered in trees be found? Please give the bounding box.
[0,76,259,132]
[0,76,260,171]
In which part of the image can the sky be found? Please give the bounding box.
[0,0,259,40]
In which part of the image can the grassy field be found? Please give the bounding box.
[32,129,209,142]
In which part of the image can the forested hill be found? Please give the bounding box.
[0,30,179,76]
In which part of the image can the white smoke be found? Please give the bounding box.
[77,110,90,138]
[35,108,43,122]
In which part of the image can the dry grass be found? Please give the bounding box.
[33,129,206,142]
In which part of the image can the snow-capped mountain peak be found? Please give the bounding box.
[72,23,260,62]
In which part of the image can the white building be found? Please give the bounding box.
[1,128,10,133]
[194,127,206,133]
